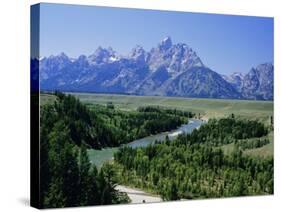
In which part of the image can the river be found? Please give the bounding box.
[127,118,205,148]
[87,118,205,167]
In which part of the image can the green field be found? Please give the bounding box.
[41,92,273,124]
[220,131,274,158]
[40,93,57,105]
[63,92,273,123]
[244,131,274,157]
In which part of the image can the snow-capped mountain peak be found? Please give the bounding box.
[159,36,172,50]
[129,45,148,63]
[58,52,68,59]
[88,46,120,64]
[148,37,204,74]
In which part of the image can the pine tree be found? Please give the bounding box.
[46,121,80,207]
[88,166,100,205]
[79,145,91,205]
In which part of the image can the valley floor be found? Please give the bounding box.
[66,92,273,123]
[41,92,273,124]
[39,92,274,206]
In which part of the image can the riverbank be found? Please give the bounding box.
[88,118,205,167]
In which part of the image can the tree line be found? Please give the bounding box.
[186,117,268,146]
[42,92,191,149]
[86,101,192,146]
[235,138,270,150]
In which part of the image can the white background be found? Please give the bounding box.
[0,0,280,211]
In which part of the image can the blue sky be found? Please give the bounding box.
[39,3,273,75]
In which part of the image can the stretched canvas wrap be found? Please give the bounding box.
[30,3,274,209]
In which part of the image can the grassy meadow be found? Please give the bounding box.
[67,93,273,122]
[41,92,273,121]
[219,131,274,158]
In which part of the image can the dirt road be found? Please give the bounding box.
[116,185,162,204]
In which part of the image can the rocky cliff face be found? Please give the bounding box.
[223,63,273,100]
[241,63,273,100]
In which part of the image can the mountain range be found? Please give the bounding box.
[39,37,273,100]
